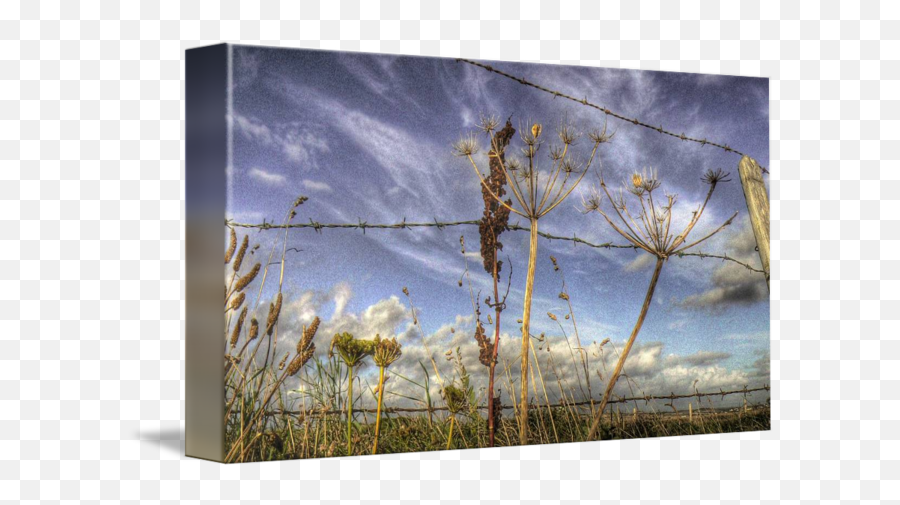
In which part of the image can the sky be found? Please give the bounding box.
[225,45,770,411]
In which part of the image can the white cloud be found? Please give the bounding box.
[232,113,330,169]
[248,167,286,185]
[301,179,333,192]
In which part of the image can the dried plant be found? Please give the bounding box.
[455,114,612,444]
[225,227,237,264]
[475,116,515,447]
[583,166,736,439]
[329,332,376,455]
[371,335,402,454]
[230,307,247,349]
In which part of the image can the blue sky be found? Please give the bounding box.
[226,45,770,409]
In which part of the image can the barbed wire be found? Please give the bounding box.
[457,58,769,174]
[265,385,770,416]
[226,218,766,274]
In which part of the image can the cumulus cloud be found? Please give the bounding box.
[679,217,768,311]
[242,280,769,412]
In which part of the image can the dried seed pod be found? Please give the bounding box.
[230,306,248,348]
[232,235,249,273]
[248,318,259,341]
[225,227,237,264]
[234,263,261,292]
[266,293,283,336]
[559,292,569,301]
[547,312,557,321]
[278,351,290,370]
[228,292,245,312]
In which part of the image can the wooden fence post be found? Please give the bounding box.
[737,156,770,290]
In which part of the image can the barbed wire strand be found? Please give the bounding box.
[227,218,766,274]
[456,58,769,174]
[265,385,770,416]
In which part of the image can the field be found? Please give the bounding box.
[221,51,771,462]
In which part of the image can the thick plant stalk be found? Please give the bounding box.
[519,217,539,444]
[588,257,664,440]
[487,247,501,447]
[372,366,386,455]
[346,364,354,455]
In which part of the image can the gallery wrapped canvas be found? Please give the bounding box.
[186,44,770,462]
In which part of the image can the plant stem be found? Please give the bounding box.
[446,416,455,450]
[487,245,501,447]
[372,366,386,455]
[347,363,354,455]
[588,257,664,440]
[519,217,539,445]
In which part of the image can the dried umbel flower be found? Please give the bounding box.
[701,168,732,186]
[248,318,259,341]
[442,384,468,414]
[230,306,248,348]
[265,293,283,336]
[234,263,261,293]
[452,134,479,157]
[329,332,375,367]
[228,292,245,312]
[225,227,237,264]
[233,235,249,273]
[373,335,402,368]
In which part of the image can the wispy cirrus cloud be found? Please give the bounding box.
[248,167,286,185]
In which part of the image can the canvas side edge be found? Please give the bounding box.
[184,43,228,462]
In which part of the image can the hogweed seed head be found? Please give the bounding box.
[452,134,480,157]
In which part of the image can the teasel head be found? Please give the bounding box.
[225,227,237,264]
[248,318,259,341]
[234,263,261,293]
[230,306,248,349]
[265,293,283,336]
[373,335,402,368]
[233,235,249,273]
[228,292,245,312]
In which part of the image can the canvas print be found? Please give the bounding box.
[210,45,769,462]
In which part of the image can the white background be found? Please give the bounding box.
[2,1,896,502]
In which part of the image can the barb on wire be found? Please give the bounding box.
[456,58,768,174]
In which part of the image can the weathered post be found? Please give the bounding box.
[737,156,770,289]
